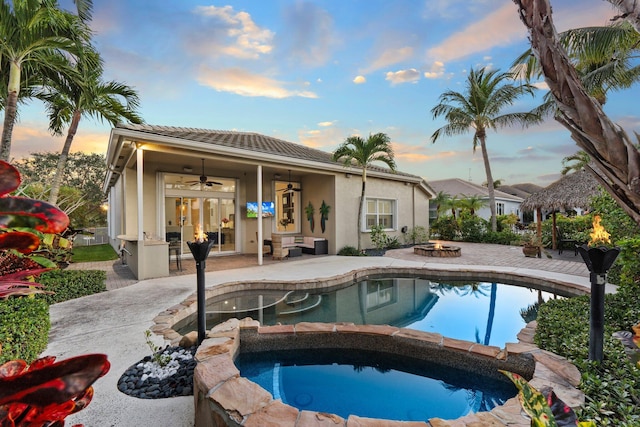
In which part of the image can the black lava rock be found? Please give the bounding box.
[117,346,197,399]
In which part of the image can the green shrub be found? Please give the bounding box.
[616,237,640,289]
[403,226,428,245]
[591,189,640,243]
[481,230,520,245]
[369,224,389,250]
[0,296,49,364]
[430,216,459,241]
[38,270,106,304]
[459,215,488,242]
[535,284,640,425]
[337,245,363,256]
[497,213,519,232]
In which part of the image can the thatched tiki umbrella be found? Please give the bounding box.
[521,170,600,249]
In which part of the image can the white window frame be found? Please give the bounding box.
[363,197,397,231]
[496,202,505,216]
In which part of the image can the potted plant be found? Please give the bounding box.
[521,231,541,258]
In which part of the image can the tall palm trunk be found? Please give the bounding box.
[357,170,367,251]
[0,62,22,161]
[49,109,82,205]
[478,131,497,231]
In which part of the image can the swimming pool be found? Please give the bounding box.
[175,276,561,347]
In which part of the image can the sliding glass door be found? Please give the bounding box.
[164,174,237,257]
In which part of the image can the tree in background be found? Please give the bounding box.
[0,0,91,161]
[431,191,451,220]
[459,195,487,217]
[37,45,142,205]
[514,0,640,227]
[561,151,591,175]
[431,67,541,232]
[332,133,397,251]
[13,152,107,227]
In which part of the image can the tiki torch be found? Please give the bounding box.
[577,215,620,363]
[187,226,214,345]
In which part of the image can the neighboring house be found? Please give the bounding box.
[428,178,523,221]
[499,183,543,223]
[103,124,434,279]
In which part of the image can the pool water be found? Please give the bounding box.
[236,348,517,422]
[178,277,558,347]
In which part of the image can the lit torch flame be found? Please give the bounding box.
[589,215,611,246]
[195,225,206,243]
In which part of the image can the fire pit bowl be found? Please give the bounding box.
[414,243,461,258]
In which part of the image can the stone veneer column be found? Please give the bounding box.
[271,233,287,260]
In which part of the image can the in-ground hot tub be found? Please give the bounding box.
[191,319,583,426]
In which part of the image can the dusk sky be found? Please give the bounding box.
[9,0,639,186]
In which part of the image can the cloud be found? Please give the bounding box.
[318,121,336,127]
[426,3,524,64]
[191,5,274,59]
[197,66,318,98]
[385,68,420,85]
[9,124,110,160]
[353,75,366,84]
[363,46,414,74]
[277,2,337,67]
[298,126,346,151]
[426,2,618,65]
[424,61,446,79]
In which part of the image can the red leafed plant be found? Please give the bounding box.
[0,160,110,426]
[0,354,110,427]
[0,161,68,298]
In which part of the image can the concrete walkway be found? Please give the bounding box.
[46,242,595,427]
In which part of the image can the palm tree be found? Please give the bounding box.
[430,67,541,232]
[432,191,451,220]
[459,195,487,216]
[442,195,461,219]
[332,133,397,251]
[0,0,91,161]
[37,45,143,205]
[482,179,503,188]
[513,21,640,111]
[561,151,591,175]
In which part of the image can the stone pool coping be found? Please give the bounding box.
[190,318,583,427]
[150,266,588,426]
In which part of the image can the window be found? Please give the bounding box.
[364,198,396,230]
[496,202,505,215]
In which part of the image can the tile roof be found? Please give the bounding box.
[499,183,543,199]
[429,178,523,202]
[115,123,418,178]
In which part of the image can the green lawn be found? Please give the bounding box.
[72,244,118,263]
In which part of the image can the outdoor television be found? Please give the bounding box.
[247,201,275,218]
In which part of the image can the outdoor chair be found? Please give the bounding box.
[555,226,578,255]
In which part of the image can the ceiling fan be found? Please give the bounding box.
[185,159,222,186]
[279,170,302,194]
